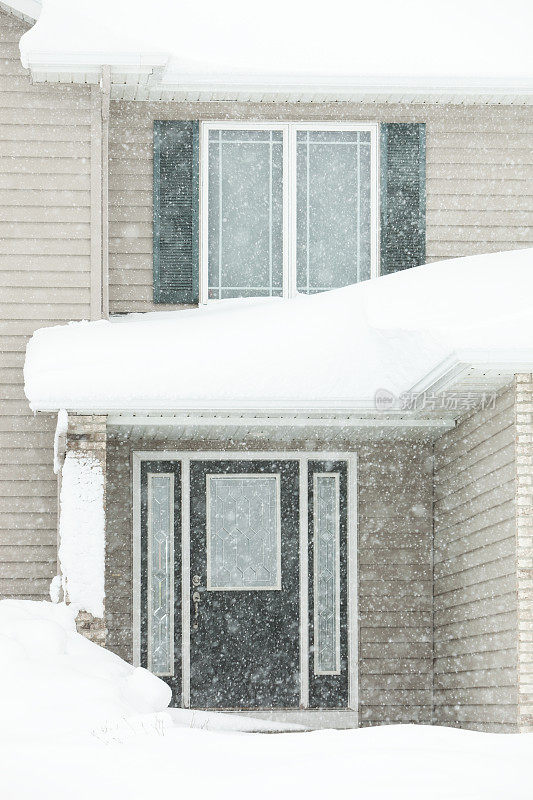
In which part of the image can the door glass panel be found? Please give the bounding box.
[207,474,281,589]
[147,473,174,676]
[297,129,371,293]
[314,473,340,674]
[208,129,284,299]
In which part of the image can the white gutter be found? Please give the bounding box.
[20,50,169,70]
[158,72,533,96]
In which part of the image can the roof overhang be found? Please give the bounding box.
[35,352,527,440]
[13,0,533,104]
[410,350,533,396]
[22,60,533,104]
[0,0,40,23]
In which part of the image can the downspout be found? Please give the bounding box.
[53,410,68,600]
[101,65,111,319]
[89,65,110,320]
[89,83,102,321]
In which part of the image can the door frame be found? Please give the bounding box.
[132,450,358,712]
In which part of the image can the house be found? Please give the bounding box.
[1,0,532,732]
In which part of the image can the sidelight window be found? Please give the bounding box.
[147,473,174,676]
[313,473,341,675]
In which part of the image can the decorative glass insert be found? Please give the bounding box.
[147,473,174,676]
[207,474,281,590]
[208,129,284,299]
[297,130,371,293]
[313,473,341,674]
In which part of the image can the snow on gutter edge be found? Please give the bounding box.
[17,46,533,102]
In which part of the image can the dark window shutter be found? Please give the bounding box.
[153,120,199,304]
[380,123,426,276]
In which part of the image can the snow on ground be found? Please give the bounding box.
[168,708,303,733]
[2,710,533,800]
[0,599,171,739]
[0,599,532,800]
[24,248,533,411]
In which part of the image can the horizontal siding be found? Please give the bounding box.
[433,386,518,732]
[357,442,433,726]
[109,101,533,314]
[515,375,533,733]
[0,11,92,600]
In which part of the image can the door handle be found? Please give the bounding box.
[192,590,201,630]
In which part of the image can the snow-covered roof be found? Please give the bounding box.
[0,0,40,23]
[18,0,533,104]
[24,249,533,421]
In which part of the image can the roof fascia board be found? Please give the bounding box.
[31,400,457,418]
[409,350,533,396]
[25,52,168,67]
[95,413,456,430]
[159,74,533,92]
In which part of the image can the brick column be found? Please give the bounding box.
[63,414,107,646]
[515,375,533,732]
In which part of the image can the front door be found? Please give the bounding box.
[190,459,300,708]
[139,453,352,710]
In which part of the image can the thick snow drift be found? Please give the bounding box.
[20,0,533,87]
[0,601,532,799]
[24,248,533,412]
[0,599,171,738]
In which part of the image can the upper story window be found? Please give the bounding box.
[200,122,379,302]
[152,120,425,306]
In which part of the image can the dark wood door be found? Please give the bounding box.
[189,459,300,709]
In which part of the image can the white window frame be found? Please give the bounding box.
[206,472,282,591]
[199,121,379,304]
[312,472,342,676]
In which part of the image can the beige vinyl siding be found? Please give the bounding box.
[0,11,92,599]
[108,101,533,314]
[515,375,533,733]
[358,442,434,725]
[106,434,434,723]
[433,387,518,732]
